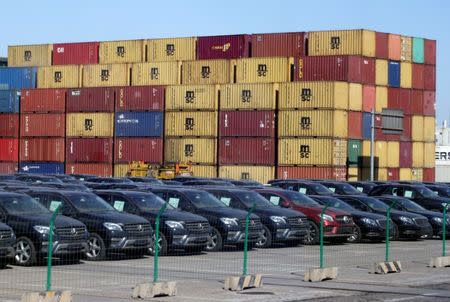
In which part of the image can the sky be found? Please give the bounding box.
[0,0,448,123]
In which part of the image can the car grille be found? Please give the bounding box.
[336,215,353,224]
[55,227,86,240]
[413,218,429,227]
[287,217,307,228]
[123,224,152,236]
[185,221,210,233]
[240,218,262,230]
[377,219,387,228]
[0,230,13,241]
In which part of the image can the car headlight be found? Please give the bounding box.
[220,218,239,226]
[399,216,414,224]
[103,222,123,231]
[432,217,443,224]
[165,221,184,229]
[33,225,50,234]
[318,214,334,222]
[269,216,287,224]
[361,218,377,226]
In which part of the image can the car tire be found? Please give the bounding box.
[303,221,319,245]
[347,225,362,243]
[86,233,106,261]
[149,232,168,256]
[206,227,223,252]
[255,225,272,248]
[0,259,8,269]
[14,237,37,266]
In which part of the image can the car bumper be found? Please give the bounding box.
[0,245,14,259]
[399,225,433,239]
[225,230,262,244]
[172,233,210,247]
[273,227,308,241]
[41,241,89,255]
[324,225,354,238]
[108,236,152,250]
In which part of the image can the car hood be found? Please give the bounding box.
[407,209,445,219]
[141,209,209,222]
[77,211,148,224]
[348,210,386,220]
[292,204,351,216]
[377,209,426,219]
[0,222,13,231]
[197,207,259,220]
[10,213,85,228]
[253,207,306,218]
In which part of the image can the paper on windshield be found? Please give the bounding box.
[356,187,364,192]
[269,196,280,205]
[298,188,307,194]
[113,200,125,212]
[404,190,413,198]
[49,200,62,212]
[220,197,231,206]
[328,187,336,192]
[168,198,180,208]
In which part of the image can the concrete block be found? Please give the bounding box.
[371,261,402,274]
[21,291,72,302]
[224,274,263,291]
[132,282,177,299]
[303,267,338,282]
[430,256,450,268]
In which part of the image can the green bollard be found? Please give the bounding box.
[443,203,449,257]
[385,201,397,263]
[243,203,256,276]
[46,205,61,292]
[153,203,168,283]
[320,205,330,269]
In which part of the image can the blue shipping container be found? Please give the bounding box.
[115,112,163,137]
[362,112,371,140]
[19,162,64,174]
[0,90,20,113]
[0,67,37,90]
[388,61,400,87]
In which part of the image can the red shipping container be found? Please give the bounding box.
[424,39,436,65]
[197,34,251,60]
[375,32,389,59]
[348,111,362,139]
[423,91,435,116]
[410,90,424,115]
[219,138,275,165]
[387,88,411,115]
[0,138,18,161]
[374,114,412,142]
[20,114,65,137]
[20,138,65,162]
[411,64,424,90]
[362,85,376,112]
[66,87,114,112]
[251,32,305,57]
[53,42,99,65]
[294,56,375,84]
[276,166,347,181]
[387,168,399,181]
[66,138,113,163]
[0,113,19,137]
[424,65,436,91]
[423,168,435,182]
[115,86,165,112]
[21,89,66,113]
[114,138,163,163]
[0,162,18,174]
[219,111,275,137]
[400,142,412,168]
[66,163,112,177]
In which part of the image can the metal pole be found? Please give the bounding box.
[443,204,449,257]
[153,202,168,283]
[243,203,256,276]
[385,202,397,262]
[46,205,61,292]
[370,109,375,181]
[320,205,330,269]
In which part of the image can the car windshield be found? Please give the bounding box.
[129,193,174,211]
[0,195,49,215]
[399,199,427,211]
[361,197,389,211]
[184,191,227,208]
[67,194,115,213]
[282,191,319,206]
[338,183,361,194]
[416,186,438,198]
[311,184,334,194]
[317,197,354,211]
[234,191,274,208]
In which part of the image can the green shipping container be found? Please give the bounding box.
[412,37,424,63]
[348,139,361,166]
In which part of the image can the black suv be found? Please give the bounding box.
[369,184,448,212]
[318,181,365,196]
[0,192,89,266]
[0,222,15,268]
[425,184,450,198]
[26,190,153,261]
[271,180,335,196]
[348,181,378,194]
[147,187,263,251]
[95,190,210,254]
[203,187,308,248]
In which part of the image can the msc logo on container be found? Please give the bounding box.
[101,69,110,81]
[150,67,159,80]
[241,90,252,103]
[330,36,341,49]
[257,64,268,77]
[54,71,63,83]
[185,118,195,130]
[24,50,32,62]
[116,46,126,57]
[301,88,312,102]
[84,119,94,131]
[184,144,194,157]
[201,66,211,78]
[185,91,195,103]
[166,44,175,56]
[300,117,311,130]
[241,172,250,180]
[299,145,310,158]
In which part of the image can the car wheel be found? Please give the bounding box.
[14,237,37,266]
[255,225,272,248]
[86,233,106,261]
[303,221,319,245]
[206,227,223,252]
[347,225,362,243]
[149,232,168,256]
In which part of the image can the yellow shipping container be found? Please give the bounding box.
[164,138,216,164]
[347,167,359,181]
[278,138,347,166]
[114,164,129,177]
[131,62,180,86]
[308,29,375,57]
[400,168,412,181]
[400,62,412,88]
[219,166,275,184]
[423,117,436,142]
[411,115,424,141]
[412,142,424,167]
[83,64,129,87]
[362,140,387,168]
[66,113,114,137]
[377,168,388,181]
[278,82,348,110]
[165,111,217,137]
[361,168,387,181]
[348,83,362,111]
[147,37,196,61]
[423,143,435,168]
[191,165,217,178]
[182,60,231,85]
[221,83,276,110]
[400,36,412,62]
[278,110,348,138]
[375,59,388,86]
[8,44,52,67]
[387,141,400,168]
[166,84,219,111]
[37,65,81,89]
[411,168,423,181]
[234,57,289,83]
[99,40,145,64]
[375,86,388,113]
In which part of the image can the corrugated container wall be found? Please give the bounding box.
[219,138,275,165]
[376,86,388,112]
[0,114,19,137]
[400,36,412,62]
[8,44,52,67]
[67,87,114,112]
[423,117,436,142]
[66,113,114,137]
[114,138,163,163]
[348,111,362,139]
[375,59,388,86]
[19,162,64,174]
[191,165,217,178]
[115,112,163,137]
[308,30,375,57]
[251,32,305,57]
[115,86,165,112]
[375,32,389,59]
[131,62,180,85]
[113,164,129,177]
[423,143,435,168]
[82,64,129,87]
[388,34,401,60]
[0,138,19,161]
[0,90,20,113]
[66,138,113,163]
[21,89,66,113]
[37,65,81,88]
[165,84,218,111]
[277,166,347,181]
[424,39,436,65]
[99,40,144,63]
[400,62,412,88]
[347,139,362,166]
[53,42,99,65]
[388,61,400,87]
[165,111,217,137]
[0,67,37,90]
[181,60,231,85]
[20,114,65,137]
[219,111,275,137]
[220,83,276,110]
[235,57,290,83]
[218,166,275,184]
[66,163,112,177]
[164,138,216,164]
[20,138,65,162]
[412,38,424,63]
[0,162,18,174]
[147,37,196,61]
[197,35,250,59]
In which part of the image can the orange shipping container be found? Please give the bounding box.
[388,34,401,60]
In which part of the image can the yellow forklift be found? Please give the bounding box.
[127,161,193,180]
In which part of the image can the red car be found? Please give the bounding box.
[255,188,355,244]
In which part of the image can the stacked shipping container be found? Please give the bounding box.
[0,90,20,173]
